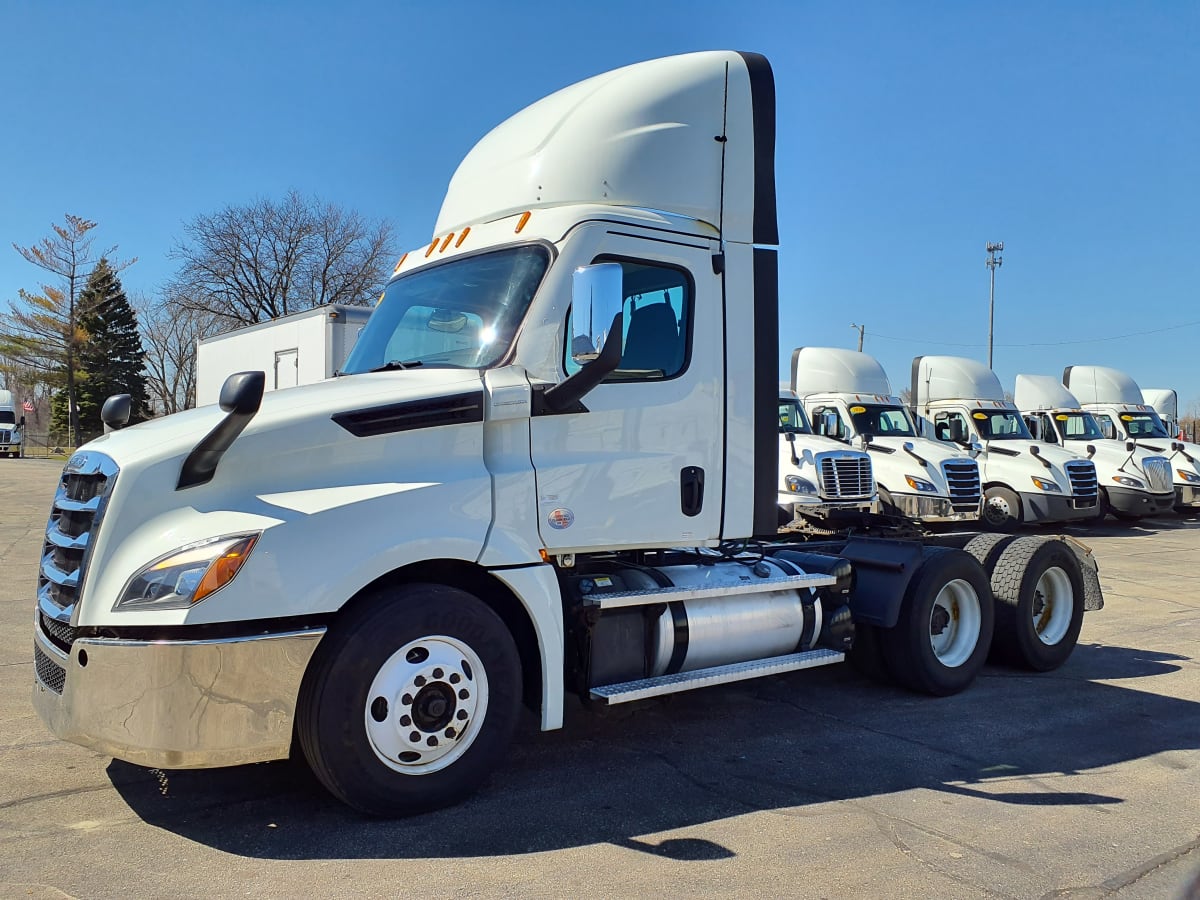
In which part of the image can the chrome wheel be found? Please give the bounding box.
[927,578,982,668]
[364,635,488,775]
[1032,566,1073,646]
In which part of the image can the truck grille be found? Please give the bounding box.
[36,451,119,645]
[1065,460,1099,500]
[34,644,66,695]
[941,459,982,512]
[1143,456,1171,494]
[0,429,9,443]
[816,452,874,499]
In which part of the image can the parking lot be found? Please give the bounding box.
[1,458,1197,898]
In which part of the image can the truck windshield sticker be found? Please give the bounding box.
[972,412,988,420]
[1055,414,1069,421]
[849,405,866,414]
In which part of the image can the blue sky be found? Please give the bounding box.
[2,2,1198,410]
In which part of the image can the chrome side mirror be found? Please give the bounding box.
[570,263,624,367]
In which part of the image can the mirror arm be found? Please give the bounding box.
[542,312,624,414]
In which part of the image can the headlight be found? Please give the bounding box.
[904,475,939,493]
[1111,475,1144,488]
[115,533,260,611]
[1030,477,1062,492]
[1177,469,1200,484]
[785,475,817,495]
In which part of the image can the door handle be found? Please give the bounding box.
[680,466,705,517]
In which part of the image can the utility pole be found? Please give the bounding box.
[850,323,865,352]
[985,242,1004,369]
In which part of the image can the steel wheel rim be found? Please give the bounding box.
[928,578,982,668]
[1033,566,1073,645]
[983,493,1012,526]
[364,635,488,775]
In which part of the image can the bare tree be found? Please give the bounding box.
[167,192,395,328]
[140,294,215,415]
[3,215,132,437]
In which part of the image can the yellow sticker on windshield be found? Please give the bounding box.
[850,405,866,414]
[973,412,988,420]
[1120,414,1133,421]
[1055,414,1069,421]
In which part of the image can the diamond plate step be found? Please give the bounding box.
[590,649,845,704]
[583,572,835,610]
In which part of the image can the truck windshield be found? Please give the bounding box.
[778,400,812,434]
[341,245,551,374]
[1053,411,1103,441]
[972,409,1031,441]
[0,411,14,425]
[1119,410,1170,439]
[847,404,915,437]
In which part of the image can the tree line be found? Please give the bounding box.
[0,194,396,443]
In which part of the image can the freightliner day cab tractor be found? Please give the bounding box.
[789,347,983,528]
[32,51,1101,816]
[0,390,25,459]
[777,389,877,531]
[1064,366,1200,515]
[1016,376,1174,521]
[910,356,1099,531]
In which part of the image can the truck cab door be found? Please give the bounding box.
[529,231,724,552]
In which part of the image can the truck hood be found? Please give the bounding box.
[80,369,485,471]
[866,435,969,465]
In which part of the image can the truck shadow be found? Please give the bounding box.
[107,642,1196,861]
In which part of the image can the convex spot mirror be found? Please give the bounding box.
[570,263,624,366]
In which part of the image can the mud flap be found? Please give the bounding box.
[1057,535,1104,611]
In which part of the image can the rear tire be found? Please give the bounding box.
[880,547,994,696]
[962,533,1017,573]
[296,583,522,816]
[981,486,1022,532]
[988,537,1085,671]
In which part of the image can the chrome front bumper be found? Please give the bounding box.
[887,492,980,523]
[33,624,324,769]
[1175,485,1200,509]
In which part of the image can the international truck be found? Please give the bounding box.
[910,356,1098,531]
[788,347,983,526]
[32,51,1100,816]
[1064,366,1200,515]
[777,389,877,530]
[195,303,372,407]
[1015,375,1174,520]
[0,389,24,458]
[1140,388,1200,512]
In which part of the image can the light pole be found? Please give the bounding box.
[850,323,865,352]
[985,242,1004,369]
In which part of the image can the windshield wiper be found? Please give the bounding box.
[368,359,426,373]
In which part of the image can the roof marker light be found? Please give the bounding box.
[515,211,531,233]
[440,233,455,252]
[392,252,408,274]
[425,239,438,258]
[455,227,471,248]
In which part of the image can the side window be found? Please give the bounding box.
[1093,414,1116,440]
[812,406,846,440]
[1040,414,1059,443]
[565,258,691,381]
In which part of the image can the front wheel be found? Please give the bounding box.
[981,486,1022,532]
[881,547,995,696]
[296,583,522,816]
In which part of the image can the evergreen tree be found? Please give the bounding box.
[75,259,150,436]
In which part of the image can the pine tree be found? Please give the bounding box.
[75,259,150,436]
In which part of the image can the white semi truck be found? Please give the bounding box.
[1015,375,1174,520]
[32,51,1101,816]
[910,356,1099,531]
[1064,366,1200,515]
[789,347,983,526]
[777,389,877,530]
[1141,388,1200,511]
[0,390,24,458]
[195,304,372,407]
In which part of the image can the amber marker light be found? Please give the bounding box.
[392,252,408,274]
[425,238,438,257]
[193,535,260,604]
[440,233,455,252]
[455,227,471,247]
[515,211,531,233]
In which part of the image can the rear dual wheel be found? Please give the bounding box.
[987,537,1085,671]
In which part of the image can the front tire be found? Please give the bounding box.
[297,583,522,816]
[989,537,1085,671]
[981,486,1022,532]
[881,547,994,696]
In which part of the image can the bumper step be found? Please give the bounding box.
[590,649,845,704]
[584,572,834,610]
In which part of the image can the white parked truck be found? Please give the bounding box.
[1140,388,1200,511]
[0,390,24,458]
[32,51,1101,816]
[195,304,372,407]
[1063,366,1200,514]
[789,347,983,526]
[910,356,1099,531]
[777,389,877,530]
[1015,375,1174,520]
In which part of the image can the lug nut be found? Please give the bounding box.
[432,667,444,679]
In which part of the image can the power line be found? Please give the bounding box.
[863,318,1200,349]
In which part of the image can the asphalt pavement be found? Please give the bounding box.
[1,458,1197,898]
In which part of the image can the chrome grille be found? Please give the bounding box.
[0,429,10,443]
[1065,460,1098,499]
[941,459,982,512]
[34,644,66,695]
[1143,456,1172,494]
[36,451,119,641]
[816,452,874,499]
